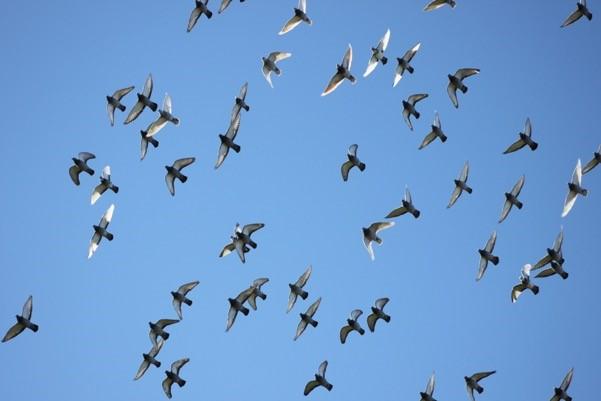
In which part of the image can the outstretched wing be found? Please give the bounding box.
[511,175,526,196]
[455,68,480,80]
[321,72,345,96]
[447,82,459,108]
[342,44,353,70]
[174,157,196,171]
[22,296,33,320]
[503,138,526,154]
[279,15,302,35]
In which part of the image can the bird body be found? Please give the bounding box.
[304,360,333,395]
[447,68,479,108]
[367,298,390,332]
[69,152,96,185]
[402,93,428,130]
[262,51,292,88]
[363,28,390,77]
[124,74,157,124]
[187,0,213,33]
[2,296,38,343]
[162,358,189,399]
[288,265,312,312]
[477,231,499,281]
[322,44,356,96]
[279,0,312,35]
[165,157,195,196]
[448,161,471,208]
[106,86,134,126]
[341,144,366,181]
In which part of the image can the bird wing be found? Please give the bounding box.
[499,199,512,223]
[321,72,345,96]
[113,85,134,100]
[363,54,379,78]
[236,287,254,304]
[471,370,496,382]
[279,15,303,35]
[485,231,497,253]
[393,64,404,87]
[269,51,292,63]
[252,277,269,289]
[296,265,312,287]
[163,93,172,114]
[524,118,532,137]
[124,100,144,124]
[69,165,81,185]
[172,297,183,320]
[99,204,115,229]
[22,295,33,320]
[562,188,578,218]
[419,131,437,150]
[287,292,298,313]
[101,165,111,180]
[238,82,248,100]
[226,114,241,141]
[503,138,526,154]
[367,313,379,332]
[88,232,101,259]
[447,186,462,209]
[572,159,582,186]
[247,292,259,311]
[466,384,476,401]
[424,0,448,11]
[162,376,174,399]
[341,161,354,182]
[218,0,232,13]
[173,157,196,171]
[371,221,395,234]
[91,182,108,205]
[226,306,238,332]
[219,242,235,257]
[107,103,115,126]
[157,319,179,329]
[140,136,149,160]
[379,28,391,51]
[476,256,488,281]
[143,74,153,97]
[561,367,574,391]
[447,82,459,108]
[403,42,421,63]
[455,68,480,80]
[342,44,353,70]
[171,358,190,375]
[375,297,389,309]
[299,0,307,12]
[511,175,525,196]
[534,268,556,278]
[165,172,176,196]
[2,322,25,343]
[408,93,428,105]
[145,115,168,138]
[78,152,95,162]
[582,157,599,174]
[306,297,321,317]
[187,6,202,32]
[363,235,375,261]
[460,161,469,182]
[133,359,151,381]
[178,281,199,295]
[234,238,246,263]
[561,8,583,27]
[351,309,363,320]
[242,223,264,236]
[402,107,413,130]
[511,283,527,303]
[294,318,308,340]
[304,380,321,396]
[318,360,328,376]
[426,373,435,395]
[533,255,551,270]
[262,63,274,88]
[215,143,229,170]
[386,206,407,218]
[553,228,564,252]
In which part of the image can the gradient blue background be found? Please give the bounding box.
[1,1,599,400]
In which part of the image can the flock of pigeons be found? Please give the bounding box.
[3,1,597,400]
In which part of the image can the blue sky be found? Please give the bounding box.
[1,1,600,400]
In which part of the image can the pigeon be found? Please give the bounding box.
[536,260,570,280]
[187,0,212,32]
[367,297,390,332]
[218,0,244,14]
[294,297,321,340]
[499,175,526,223]
[511,264,539,303]
[419,112,447,149]
[165,157,195,196]
[562,159,587,218]
[69,152,96,186]
[287,265,312,313]
[533,227,565,271]
[420,372,437,401]
[124,74,157,125]
[162,358,189,399]
[140,130,160,161]
[226,287,254,331]
[279,0,312,35]
[171,281,200,320]
[234,223,264,250]
[363,28,391,78]
[341,144,366,181]
[143,93,180,138]
[362,221,395,261]
[215,113,241,169]
[339,309,365,344]
[582,145,601,174]
[424,0,456,12]
[448,161,472,208]
[503,118,538,154]
[447,68,479,108]
[134,339,164,380]
[219,235,249,263]
[561,0,592,27]
[230,82,250,122]
[246,278,269,310]
[386,187,421,219]
[465,371,496,401]
[261,51,292,88]
[393,42,421,87]
[321,44,356,96]
[91,166,119,205]
[88,204,115,259]
[550,367,574,401]
[2,295,38,343]
[149,319,179,347]
[304,360,333,395]
[402,93,428,130]
[477,231,499,281]
[106,86,134,126]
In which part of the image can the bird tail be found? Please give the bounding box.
[531,285,540,295]
[148,101,158,112]
[105,232,114,241]
[241,306,250,316]
[358,162,366,171]
[383,314,391,323]
[529,142,538,151]
[565,396,573,401]
[179,174,188,183]
[29,323,39,332]
[358,328,365,335]
[407,65,414,74]
[460,84,468,94]
[476,385,484,394]
[232,143,241,153]
[515,200,523,209]
[86,168,95,176]
[310,320,318,328]
[206,10,213,18]
[177,378,186,387]
[581,188,588,196]
[111,185,119,194]
[491,256,499,265]
[465,186,473,194]
[381,56,388,65]
[300,290,308,300]
[171,117,180,125]
[152,359,161,368]
[243,104,250,111]
[440,133,448,142]
[184,298,193,306]
[412,210,421,219]
[414,111,420,119]
[560,271,569,280]
[118,104,126,112]
[150,137,159,148]
[324,382,333,391]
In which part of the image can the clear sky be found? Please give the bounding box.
[1,1,600,400]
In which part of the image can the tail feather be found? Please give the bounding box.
[461,85,468,94]
[300,290,308,300]
[243,104,250,111]
[232,144,241,153]
[324,382,333,391]
[491,256,499,265]
[412,210,421,219]
[560,272,569,280]
[179,175,188,183]
[171,117,180,125]
[29,323,39,332]
[440,133,448,142]
[241,306,249,316]
[414,111,420,119]
[383,314,391,323]
[310,320,318,328]
[162,332,170,340]
[532,285,539,295]
[581,188,588,196]
[358,328,365,335]
[407,65,414,74]
[178,379,186,387]
[150,138,159,148]
[111,185,119,193]
[358,162,366,171]
[105,232,114,241]
[381,56,388,65]
[465,186,473,194]
[206,10,213,18]
[515,200,523,209]
[476,387,484,394]
[529,142,538,151]
[184,299,193,306]
[148,101,158,112]
[86,168,95,176]
[118,104,126,112]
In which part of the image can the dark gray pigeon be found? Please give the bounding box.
[533,227,565,271]
[279,0,312,35]
[171,281,199,320]
[582,145,600,174]
[448,161,472,208]
[230,82,250,122]
[2,295,38,343]
[503,118,538,154]
[362,221,395,261]
[91,165,119,205]
[226,287,254,331]
[419,112,447,149]
[477,231,499,281]
[340,309,365,344]
[499,175,525,223]
[561,0,592,27]
[140,130,159,161]
[294,297,321,341]
[162,358,189,399]
[187,0,212,32]
[124,74,157,124]
[143,94,180,139]
[393,42,421,87]
[363,28,391,78]
[246,278,269,311]
[88,204,115,259]
[465,371,496,401]
[420,372,437,401]
[322,44,356,96]
[447,68,479,108]
[511,264,539,303]
[402,93,428,131]
[536,260,569,280]
[341,144,366,181]
[424,0,456,12]
[219,223,260,263]
[165,157,195,196]
[134,339,164,380]
[262,51,292,88]
[106,86,134,126]
[287,265,312,313]
[304,360,333,395]
[149,319,179,347]
[234,223,264,250]
[367,297,390,332]
[219,235,248,263]
[69,152,95,186]
[386,187,421,219]
[562,159,587,218]
[215,114,241,169]
[550,367,574,401]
